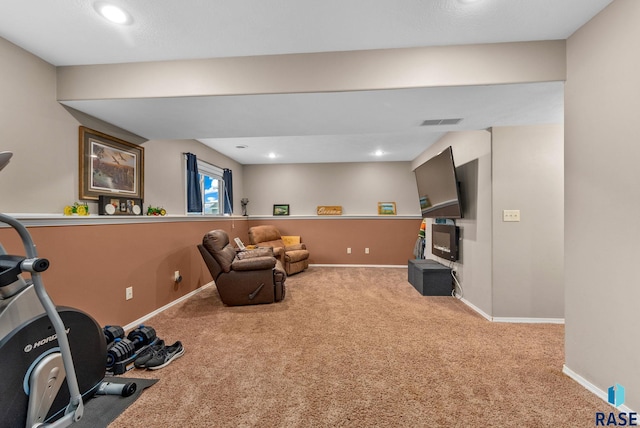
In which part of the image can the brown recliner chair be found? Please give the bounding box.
[197,229,286,306]
[248,225,310,275]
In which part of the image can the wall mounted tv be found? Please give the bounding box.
[414,146,463,219]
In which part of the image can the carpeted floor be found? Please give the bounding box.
[110,267,609,427]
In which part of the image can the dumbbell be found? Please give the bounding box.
[106,338,136,370]
[105,325,157,370]
[104,325,125,346]
[127,325,157,350]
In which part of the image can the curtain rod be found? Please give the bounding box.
[182,152,228,171]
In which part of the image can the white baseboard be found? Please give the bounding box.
[458,297,565,324]
[123,282,215,332]
[562,365,636,413]
[492,317,565,324]
[310,264,407,268]
[459,297,492,321]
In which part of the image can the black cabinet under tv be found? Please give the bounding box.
[408,259,453,296]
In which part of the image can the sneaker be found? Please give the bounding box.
[145,341,185,370]
[133,339,165,368]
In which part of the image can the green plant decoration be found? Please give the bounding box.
[146,206,167,216]
[63,202,90,216]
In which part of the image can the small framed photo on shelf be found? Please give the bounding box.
[377,202,397,215]
[98,195,143,216]
[273,204,290,216]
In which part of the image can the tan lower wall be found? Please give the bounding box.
[1,216,420,326]
[0,219,248,327]
[245,218,422,265]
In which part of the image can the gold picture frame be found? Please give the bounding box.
[79,127,144,200]
[377,202,397,215]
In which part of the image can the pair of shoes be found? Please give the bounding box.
[134,339,165,369]
[145,341,185,370]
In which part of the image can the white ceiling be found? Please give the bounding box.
[0,0,613,164]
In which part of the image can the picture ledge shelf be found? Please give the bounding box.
[0,214,245,228]
[0,214,421,228]
[247,215,421,220]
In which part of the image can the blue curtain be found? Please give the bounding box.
[223,168,233,214]
[186,153,202,213]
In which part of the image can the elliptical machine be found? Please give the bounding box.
[0,152,133,427]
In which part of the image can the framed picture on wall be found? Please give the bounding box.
[273,204,290,216]
[79,126,144,200]
[377,202,397,215]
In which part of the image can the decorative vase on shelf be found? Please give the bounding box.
[241,198,249,216]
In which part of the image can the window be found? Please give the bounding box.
[187,159,225,215]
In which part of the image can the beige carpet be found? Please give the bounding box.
[110,267,608,427]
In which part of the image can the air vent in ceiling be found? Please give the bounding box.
[421,118,463,126]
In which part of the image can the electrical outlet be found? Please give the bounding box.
[347,247,351,254]
[125,286,133,300]
[365,248,370,254]
[503,209,521,222]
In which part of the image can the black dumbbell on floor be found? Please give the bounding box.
[106,339,136,370]
[104,325,125,347]
[105,325,158,374]
[127,325,156,349]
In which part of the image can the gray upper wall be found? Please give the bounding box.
[412,125,564,320]
[492,124,564,319]
[565,0,640,411]
[0,36,244,215]
[244,162,419,217]
[0,37,80,213]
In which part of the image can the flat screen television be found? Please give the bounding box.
[414,146,463,219]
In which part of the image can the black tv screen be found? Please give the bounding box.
[414,146,463,219]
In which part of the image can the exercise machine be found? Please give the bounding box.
[0,152,133,427]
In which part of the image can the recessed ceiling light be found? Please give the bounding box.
[458,0,482,3]
[268,153,277,159]
[95,2,132,25]
[374,150,384,157]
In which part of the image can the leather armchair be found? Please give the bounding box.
[248,225,310,275]
[197,229,286,306]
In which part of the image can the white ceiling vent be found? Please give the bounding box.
[421,118,463,126]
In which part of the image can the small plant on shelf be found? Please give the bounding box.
[63,202,90,216]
